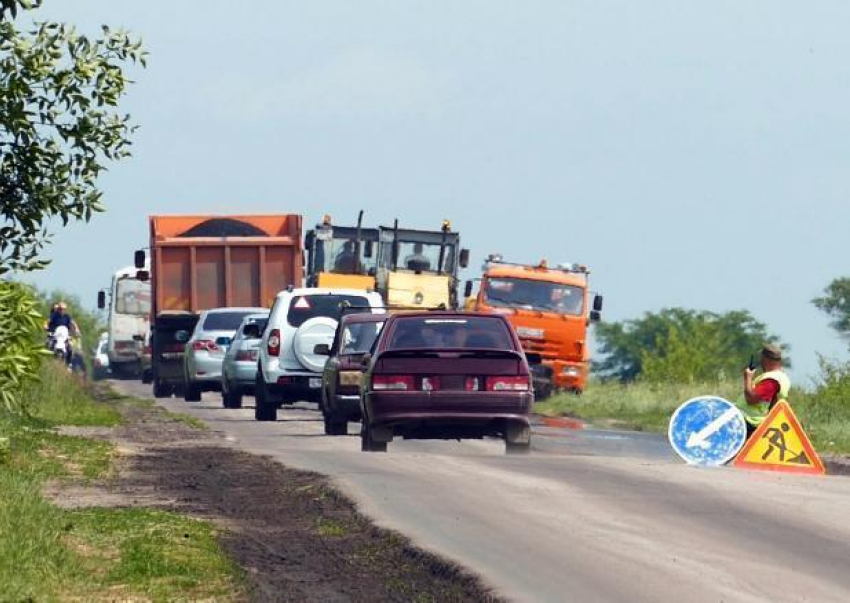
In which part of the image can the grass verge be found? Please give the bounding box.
[0,362,244,600]
[536,365,850,455]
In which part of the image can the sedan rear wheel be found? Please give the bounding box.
[254,374,277,421]
[505,422,531,454]
[184,382,202,402]
[222,381,243,409]
[324,414,348,436]
[360,422,387,452]
[153,379,171,399]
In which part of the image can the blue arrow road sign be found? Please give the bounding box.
[668,396,747,466]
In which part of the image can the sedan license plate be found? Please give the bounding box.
[309,377,322,389]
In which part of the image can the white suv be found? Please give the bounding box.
[255,287,384,421]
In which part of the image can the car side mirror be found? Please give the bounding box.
[97,290,106,310]
[525,352,542,365]
[593,295,603,312]
[313,343,331,356]
[174,330,190,343]
[364,240,374,259]
[589,310,601,323]
[134,249,146,269]
[464,280,473,299]
[459,248,470,269]
[136,270,150,282]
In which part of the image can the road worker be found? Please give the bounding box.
[739,344,790,437]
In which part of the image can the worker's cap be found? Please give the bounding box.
[760,344,782,361]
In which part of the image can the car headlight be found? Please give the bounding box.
[339,371,362,387]
[562,366,581,377]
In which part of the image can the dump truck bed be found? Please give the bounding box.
[150,214,303,314]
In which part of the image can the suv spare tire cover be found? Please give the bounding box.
[292,316,338,372]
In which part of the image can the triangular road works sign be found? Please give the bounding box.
[733,400,825,475]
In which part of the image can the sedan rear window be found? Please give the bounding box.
[202,311,258,331]
[287,295,369,328]
[387,316,514,350]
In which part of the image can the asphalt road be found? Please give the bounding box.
[113,380,850,602]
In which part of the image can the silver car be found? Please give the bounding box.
[221,312,269,409]
[183,307,266,401]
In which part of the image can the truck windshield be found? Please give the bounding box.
[483,278,584,316]
[388,316,513,350]
[380,241,455,273]
[315,237,377,275]
[115,278,151,315]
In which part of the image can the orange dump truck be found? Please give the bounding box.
[135,215,303,397]
[465,256,603,397]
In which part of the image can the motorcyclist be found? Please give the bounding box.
[47,302,79,365]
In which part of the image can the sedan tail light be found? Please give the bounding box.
[485,376,531,392]
[465,377,481,391]
[372,375,414,391]
[192,339,219,352]
[235,349,258,361]
[267,329,281,357]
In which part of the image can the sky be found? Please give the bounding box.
[19,1,849,382]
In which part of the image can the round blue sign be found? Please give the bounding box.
[668,396,747,466]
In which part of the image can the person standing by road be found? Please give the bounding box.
[739,344,790,437]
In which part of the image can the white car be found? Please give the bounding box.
[183,307,267,401]
[92,335,110,380]
[255,287,384,421]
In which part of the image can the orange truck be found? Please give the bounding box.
[464,255,603,397]
[134,215,303,397]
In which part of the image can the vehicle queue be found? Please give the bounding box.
[98,213,601,454]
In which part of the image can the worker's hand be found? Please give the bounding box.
[743,367,755,381]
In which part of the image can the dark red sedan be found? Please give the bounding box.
[360,312,533,453]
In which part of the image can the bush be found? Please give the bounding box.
[794,357,850,454]
[0,281,47,414]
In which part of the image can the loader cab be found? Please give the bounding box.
[304,216,379,290]
[375,221,469,310]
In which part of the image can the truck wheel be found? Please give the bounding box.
[153,379,171,398]
[505,422,531,454]
[324,414,348,436]
[184,383,202,402]
[360,423,387,452]
[222,382,243,409]
[254,375,277,421]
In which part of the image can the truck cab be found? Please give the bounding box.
[375,220,470,310]
[466,256,603,397]
[97,265,151,378]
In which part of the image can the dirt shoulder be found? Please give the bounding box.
[50,388,498,602]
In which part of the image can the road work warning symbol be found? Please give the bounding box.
[733,401,825,475]
[669,396,747,466]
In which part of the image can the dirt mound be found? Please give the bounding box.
[180,218,268,237]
